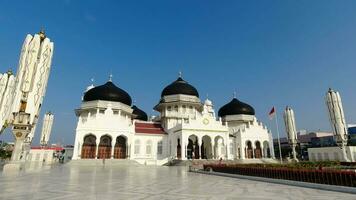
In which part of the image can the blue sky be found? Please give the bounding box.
[1,0,356,145]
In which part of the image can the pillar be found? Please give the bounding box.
[95,137,100,159]
[198,137,202,159]
[111,137,115,159]
[181,140,185,160]
[211,140,215,159]
[241,142,245,159]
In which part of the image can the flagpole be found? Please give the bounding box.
[275,108,283,164]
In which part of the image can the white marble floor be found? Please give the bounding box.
[0,164,355,200]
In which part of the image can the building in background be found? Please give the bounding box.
[273,131,334,160]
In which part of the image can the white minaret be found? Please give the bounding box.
[325,88,349,162]
[0,71,16,133]
[8,30,54,162]
[40,112,54,147]
[283,106,298,162]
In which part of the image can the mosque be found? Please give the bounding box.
[72,74,275,165]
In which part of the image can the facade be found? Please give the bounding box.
[72,75,275,165]
[308,146,356,162]
[27,146,64,164]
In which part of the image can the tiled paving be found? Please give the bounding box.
[0,164,355,200]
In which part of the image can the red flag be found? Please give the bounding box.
[268,107,275,119]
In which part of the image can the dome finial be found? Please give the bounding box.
[6,69,13,76]
[109,73,113,82]
[233,91,237,99]
[38,28,46,41]
[178,71,182,78]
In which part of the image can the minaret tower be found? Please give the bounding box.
[5,29,54,165]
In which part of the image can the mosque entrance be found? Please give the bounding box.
[114,136,127,159]
[187,135,199,159]
[177,138,182,159]
[81,135,96,159]
[246,141,253,159]
[214,136,225,159]
[201,135,212,159]
[97,135,112,159]
[255,141,262,159]
[263,141,271,158]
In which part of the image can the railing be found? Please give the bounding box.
[203,164,356,187]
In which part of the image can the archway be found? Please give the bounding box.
[97,135,112,159]
[201,135,212,159]
[114,136,127,159]
[245,141,253,159]
[187,135,199,159]
[177,138,181,159]
[214,136,225,159]
[81,135,96,159]
[254,141,262,159]
[263,141,270,158]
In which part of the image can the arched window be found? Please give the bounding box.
[134,139,140,155]
[189,106,194,113]
[157,141,163,155]
[174,105,178,112]
[167,106,172,111]
[182,105,186,113]
[146,140,152,155]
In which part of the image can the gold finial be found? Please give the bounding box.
[38,28,46,41]
[6,69,13,76]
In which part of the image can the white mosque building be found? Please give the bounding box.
[72,75,275,165]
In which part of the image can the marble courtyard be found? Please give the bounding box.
[0,164,355,200]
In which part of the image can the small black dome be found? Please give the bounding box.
[132,105,148,121]
[161,77,199,97]
[218,98,255,117]
[83,81,132,105]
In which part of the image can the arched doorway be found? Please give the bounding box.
[255,141,262,159]
[81,135,96,159]
[214,136,225,159]
[187,135,199,159]
[114,136,127,159]
[177,138,181,159]
[263,141,270,158]
[97,135,112,159]
[245,141,253,159]
[201,135,212,159]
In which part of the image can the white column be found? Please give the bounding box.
[211,140,215,159]
[111,138,115,159]
[181,140,185,160]
[95,136,100,159]
[198,137,202,159]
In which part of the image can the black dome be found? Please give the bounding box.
[161,77,199,97]
[132,105,148,121]
[218,98,255,117]
[83,81,132,105]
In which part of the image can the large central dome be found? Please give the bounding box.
[161,77,199,97]
[218,98,255,117]
[83,81,132,106]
